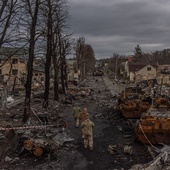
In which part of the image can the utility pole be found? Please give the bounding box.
[115,56,118,80]
[83,62,86,79]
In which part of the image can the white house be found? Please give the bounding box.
[127,62,157,82]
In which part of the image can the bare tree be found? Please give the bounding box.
[53,0,70,97]
[75,38,95,79]
[60,38,71,94]
[0,0,25,77]
[40,0,53,108]
[75,37,85,80]
[0,0,28,104]
[22,0,41,122]
[40,0,70,103]
[0,0,21,47]
[105,53,126,78]
[83,44,95,76]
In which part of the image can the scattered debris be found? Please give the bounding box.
[0,76,162,169]
[108,145,118,155]
[124,145,133,155]
[7,96,14,104]
[130,146,170,170]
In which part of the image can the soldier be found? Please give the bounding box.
[72,103,82,128]
[81,118,94,150]
[80,108,89,138]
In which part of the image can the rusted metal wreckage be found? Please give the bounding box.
[23,119,68,156]
[0,119,69,157]
[117,86,170,145]
[135,98,170,145]
[118,86,151,118]
[24,140,44,156]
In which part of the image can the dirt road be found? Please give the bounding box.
[58,76,152,170]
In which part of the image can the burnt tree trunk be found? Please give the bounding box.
[52,54,59,101]
[23,0,40,123]
[64,62,68,90]
[60,57,66,94]
[0,0,15,47]
[11,76,16,95]
[43,0,52,108]
[54,69,59,101]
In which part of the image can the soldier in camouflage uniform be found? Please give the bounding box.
[79,108,89,138]
[81,118,94,150]
[72,104,82,128]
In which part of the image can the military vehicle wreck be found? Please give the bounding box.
[118,86,151,118]
[135,103,170,144]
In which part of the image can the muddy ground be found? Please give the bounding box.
[0,76,154,170]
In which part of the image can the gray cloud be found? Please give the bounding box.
[68,0,170,59]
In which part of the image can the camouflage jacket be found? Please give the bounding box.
[80,111,89,123]
[81,119,94,135]
[73,106,81,118]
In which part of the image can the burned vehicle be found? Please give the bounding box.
[118,86,144,104]
[154,96,170,108]
[92,68,104,76]
[120,99,151,119]
[118,86,151,118]
[135,104,170,144]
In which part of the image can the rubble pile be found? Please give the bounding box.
[0,76,170,169]
[0,94,76,169]
[131,146,170,170]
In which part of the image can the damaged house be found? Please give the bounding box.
[0,47,45,93]
[124,60,157,82]
[67,58,79,83]
[0,47,28,90]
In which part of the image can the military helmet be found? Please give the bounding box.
[83,108,87,112]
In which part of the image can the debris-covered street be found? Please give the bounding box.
[2,0,170,169]
[0,75,158,170]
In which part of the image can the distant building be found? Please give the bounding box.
[125,61,157,82]
[0,47,28,88]
[33,58,45,84]
[66,58,79,81]
[0,47,45,90]
[33,67,45,84]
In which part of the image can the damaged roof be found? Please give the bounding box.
[129,62,157,72]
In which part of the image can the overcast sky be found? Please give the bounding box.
[68,0,170,59]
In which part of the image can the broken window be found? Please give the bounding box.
[0,75,3,83]
[12,69,18,75]
[147,67,151,71]
[20,77,25,83]
[12,58,18,64]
